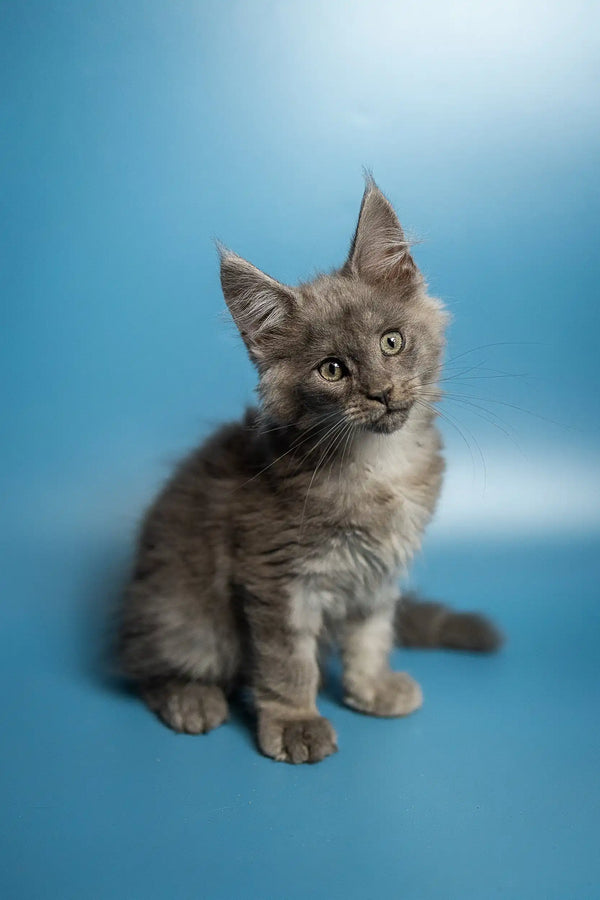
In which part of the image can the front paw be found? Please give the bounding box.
[345,672,423,717]
[258,714,338,764]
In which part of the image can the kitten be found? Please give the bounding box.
[119,178,501,764]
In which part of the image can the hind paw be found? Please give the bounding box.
[345,671,423,717]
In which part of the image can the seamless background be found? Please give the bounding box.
[2,2,599,898]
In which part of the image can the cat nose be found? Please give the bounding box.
[367,386,393,407]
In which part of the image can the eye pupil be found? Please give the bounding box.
[380,330,403,356]
[318,358,345,381]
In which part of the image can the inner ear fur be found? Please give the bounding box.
[219,247,298,357]
[343,178,417,284]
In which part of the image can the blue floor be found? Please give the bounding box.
[2,531,599,899]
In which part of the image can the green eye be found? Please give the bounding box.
[380,330,404,356]
[318,358,345,382]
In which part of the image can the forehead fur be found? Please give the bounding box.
[219,179,449,373]
[277,272,447,364]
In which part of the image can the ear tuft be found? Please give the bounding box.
[343,178,417,284]
[218,246,297,358]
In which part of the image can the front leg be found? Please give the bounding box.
[247,596,337,764]
[341,605,423,717]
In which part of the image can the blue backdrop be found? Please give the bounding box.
[2,2,599,898]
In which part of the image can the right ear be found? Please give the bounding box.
[218,246,298,362]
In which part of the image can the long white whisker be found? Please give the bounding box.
[298,418,348,537]
[444,341,539,368]
[293,415,347,473]
[235,411,342,490]
[415,397,487,489]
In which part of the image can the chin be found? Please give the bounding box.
[367,409,410,434]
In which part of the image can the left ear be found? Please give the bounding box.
[342,178,417,284]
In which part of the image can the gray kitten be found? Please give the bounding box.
[119,179,501,764]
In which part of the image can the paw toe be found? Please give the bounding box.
[260,715,338,764]
[143,681,228,734]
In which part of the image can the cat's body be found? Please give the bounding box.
[119,180,500,763]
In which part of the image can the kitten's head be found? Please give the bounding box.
[220,178,448,435]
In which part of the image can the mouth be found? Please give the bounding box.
[367,404,412,434]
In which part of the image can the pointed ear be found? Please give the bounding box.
[343,178,417,284]
[218,246,297,361]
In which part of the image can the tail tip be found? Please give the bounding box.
[440,611,505,653]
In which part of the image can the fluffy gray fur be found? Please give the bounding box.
[119,179,501,764]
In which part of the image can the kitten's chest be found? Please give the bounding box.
[300,427,443,596]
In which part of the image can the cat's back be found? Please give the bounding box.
[138,408,264,538]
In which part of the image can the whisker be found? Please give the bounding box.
[415,397,487,489]
[339,421,356,485]
[418,369,529,392]
[256,409,340,436]
[426,391,523,451]
[443,341,540,368]
[421,381,524,432]
[234,412,342,490]
[326,420,352,486]
[440,367,529,382]
[298,418,349,536]
[292,415,347,472]
[439,390,566,430]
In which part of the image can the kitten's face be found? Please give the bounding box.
[220,180,448,435]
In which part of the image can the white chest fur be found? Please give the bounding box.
[337,423,438,546]
[296,420,442,616]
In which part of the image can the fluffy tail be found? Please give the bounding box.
[395,592,503,652]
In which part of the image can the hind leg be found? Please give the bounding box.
[120,577,243,735]
[141,679,229,735]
